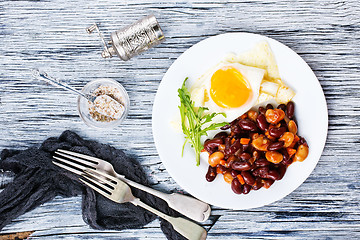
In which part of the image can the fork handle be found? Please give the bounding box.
[131,198,207,240]
[117,174,211,222]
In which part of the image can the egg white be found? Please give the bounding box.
[190,62,265,123]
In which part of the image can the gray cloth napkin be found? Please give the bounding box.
[0,130,186,240]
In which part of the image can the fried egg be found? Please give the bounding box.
[190,62,266,122]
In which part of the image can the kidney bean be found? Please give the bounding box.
[230,124,242,134]
[231,178,243,194]
[269,126,287,138]
[266,169,280,180]
[286,101,295,119]
[241,171,255,185]
[231,161,252,171]
[238,119,258,131]
[214,132,228,139]
[258,106,266,115]
[266,103,274,109]
[205,166,217,182]
[252,166,270,178]
[252,177,264,190]
[228,139,241,155]
[227,155,239,167]
[262,179,274,189]
[243,184,251,194]
[204,138,223,153]
[267,141,284,151]
[280,149,293,165]
[242,144,249,152]
[256,113,269,131]
[254,158,271,167]
[298,136,308,147]
[277,165,287,180]
[240,152,251,161]
[220,124,230,130]
[218,164,228,173]
[277,104,286,112]
[231,169,240,178]
[208,151,224,167]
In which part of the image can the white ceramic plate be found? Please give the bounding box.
[152,33,328,210]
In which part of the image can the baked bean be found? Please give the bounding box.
[223,171,234,184]
[294,144,309,162]
[241,171,255,185]
[262,179,274,189]
[252,166,270,178]
[231,161,252,171]
[243,184,251,194]
[288,120,297,135]
[214,132,229,139]
[256,113,269,131]
[277,104,286,112]
[238,119,258,131]
[279,132,295,148]
[205,166,217,182]
[218,144,226,152]
[265,109,285,124]
[269,126,287,138]
[231,178,243,194]
[254,158,271,167]
[208,151,224,167]
[286,101,295,119]
[252,134,270,151]
[204,138,223,153]
[265,151,283,164]
[267,141,284,151]
[266,169,280,180]
[258,106,266,115]
[266,103,274,109]
[247,110,258,122]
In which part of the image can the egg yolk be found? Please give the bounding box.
[210,67,252,108]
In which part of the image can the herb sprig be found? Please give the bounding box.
[178,78,227,166]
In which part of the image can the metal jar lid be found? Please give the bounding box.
[87,15,165,61]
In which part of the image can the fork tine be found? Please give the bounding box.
[83,169,117,188]
[53,155,91,172]
[52,160,84,175]
[81,174,115,192]
[79,178,112,199]
[57,149,103,165]
[55,151,98,168]
[85,168,119,183]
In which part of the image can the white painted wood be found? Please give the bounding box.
[1,0,359,239]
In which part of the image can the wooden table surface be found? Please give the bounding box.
[1,0,359,239]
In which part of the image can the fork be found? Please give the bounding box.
[79,168,207,240]
[52,149,211,222]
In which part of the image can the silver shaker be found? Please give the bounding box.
[87,15,165,61]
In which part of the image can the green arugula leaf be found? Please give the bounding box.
[178,78,228,166]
